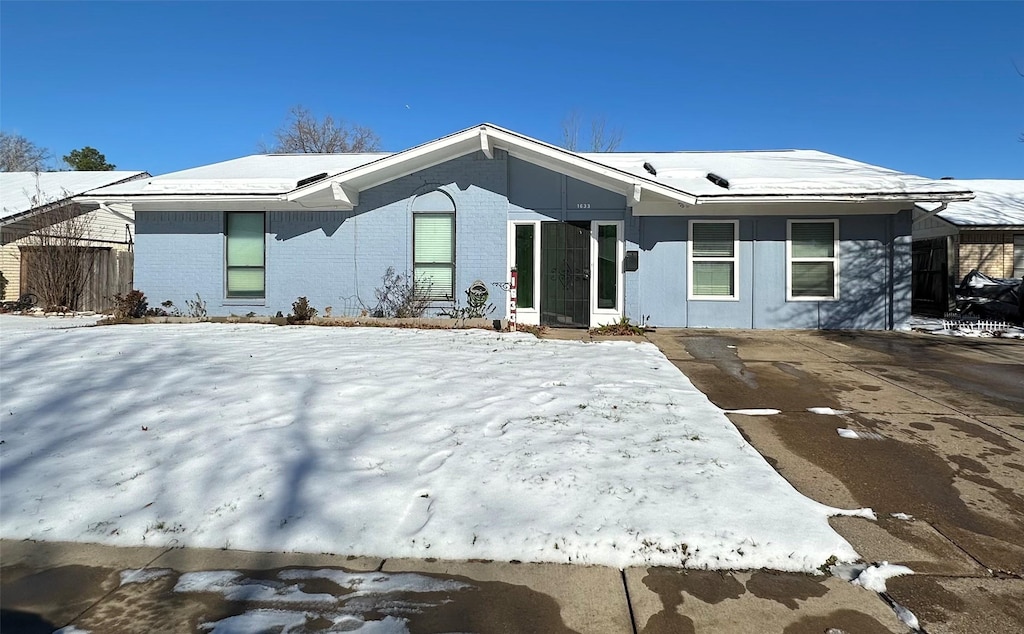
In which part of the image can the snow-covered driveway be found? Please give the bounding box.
[0,321,870,572]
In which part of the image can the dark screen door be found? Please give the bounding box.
[540,222,590,328]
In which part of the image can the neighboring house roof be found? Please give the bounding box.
[83,124,972,208]
[1,171,149,224]
[916,179,1024,227]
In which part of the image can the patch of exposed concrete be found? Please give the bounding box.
[382,557,629,633]
[727,413,863,509]
[625,568,904,633]
[830,517,988,576]
[152,544,382,573]
[886,576,1024,634]
[1,564,118,629]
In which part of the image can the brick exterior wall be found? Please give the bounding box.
[956,231,1021,280]
[135,152,509,317]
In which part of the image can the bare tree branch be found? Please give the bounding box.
[23,205,97,310]
[0,132,50,172]
[590,116,623,152]
[560,110,623,152]
[1015,60,1023,143]
[561,109,582,151]
[261,105,381,153]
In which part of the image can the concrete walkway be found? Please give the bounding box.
[2,538,907,633]
[2,328,1021,632]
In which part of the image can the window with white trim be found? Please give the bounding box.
[688,220,738,300]
[787,220,839,300]
[595,222,619,309]
[225,212,265,298]
[413,212,454,300]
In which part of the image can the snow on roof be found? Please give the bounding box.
[917,179,1024,227]
[1,171,148,221]
[584,150,971,199]
[89,154,389,196]
[81,124,969,203]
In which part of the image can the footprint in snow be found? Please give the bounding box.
[528,392,556,405]
[539,380,566,388]
[483,420,508,437]
[417,450,453,475]
[396,491,433,536]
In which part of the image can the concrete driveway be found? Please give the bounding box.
[647,328,1024,632]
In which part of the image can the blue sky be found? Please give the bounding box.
[1,1,1021,178]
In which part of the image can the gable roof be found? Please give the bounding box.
[1,171,149,223]
[915,179,1024,227]
[82,124,972,209]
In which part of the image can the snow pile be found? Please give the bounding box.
[832,562,914,593]
[836,428,883,441]
[892,601,922,631]
[807,407,850,416]
[724,408,780,416]
[0,323,870,572]
[832,561,921,632]
[903,314,1024,339]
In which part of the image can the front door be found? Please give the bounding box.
[540,221,591,327]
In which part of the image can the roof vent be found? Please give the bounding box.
[296,172,329,188]
[706,173,730,189]
[643,162,657,176]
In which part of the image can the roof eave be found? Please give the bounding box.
[695,190,975,205]
[77,193,289,204]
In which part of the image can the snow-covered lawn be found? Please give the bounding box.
[0,322,870,572]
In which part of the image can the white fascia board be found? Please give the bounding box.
[290,129,483,201]
[78,194,287,205]
[632,199,909,217]
[485,128,697,205]
[480,128,494,159]
[693,191,975,205]
[79,194,352,212]
[288,124,699,207]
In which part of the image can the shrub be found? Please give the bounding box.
[287,296,318,324]
[185,293,208,319]
[370,267,431,318]
[439,281,495,321]
[112,290,148,320]
[590,316,645,336]
[157,299,182,317]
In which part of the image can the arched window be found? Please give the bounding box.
[411,190,455,300]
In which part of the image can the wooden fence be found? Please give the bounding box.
[21,248,133,313]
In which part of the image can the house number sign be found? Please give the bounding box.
[576,203,591,209]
